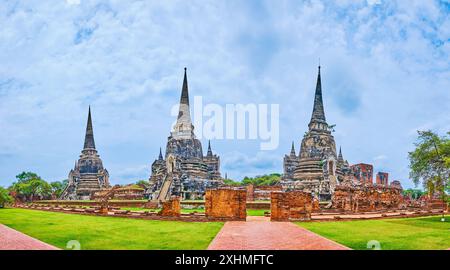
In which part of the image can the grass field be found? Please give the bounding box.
[297,215,450,250]
[0,208,223,250]
[4,208,445,250]
[120,207,269,216]
[246,209,268,216]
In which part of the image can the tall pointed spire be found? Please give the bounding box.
[207,140,213,157]
[338,146,344,162]
[310,65,327,125]
[83,106,96,149]
[158,147,163,160]
[290,141,296,156]
[171,67,195,139]
[178,67,190,119]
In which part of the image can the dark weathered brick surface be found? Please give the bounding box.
[205,188,246,220]
[271,191,313,221]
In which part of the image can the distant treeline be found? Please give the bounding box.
[4,172,68,203]
[223,173,281,186]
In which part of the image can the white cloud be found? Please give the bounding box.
[0,1,449,190]
[373,155,387,161]
[66,0,81,6]
[366,0,381,6]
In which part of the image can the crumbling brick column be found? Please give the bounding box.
[158,196,181,217]
[313,198,320,211]
[246,184,255,202]
[270,191,313,221]
[205,188,246,220]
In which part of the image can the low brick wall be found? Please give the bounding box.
[36,200,147,208]
[246,201,271,209]
[17,204,224,222]
[205,188,246,220]
[271,191,313,221]
[426,199,448,211]
[158,197,181,217]
[35,199,271,210]
[332,185,405,212]
[246,184,283,201]
[17,204,444,223]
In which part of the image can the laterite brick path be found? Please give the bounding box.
[0,224,58,250]
[208,217,350,250]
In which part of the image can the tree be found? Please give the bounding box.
[402,189,426,200]
[15,171,42,183]
[223,179,241,186]
[25,179,52,201]
[9,172,52,202]
[135,180,150,189]
[0,187,13,208]
[241,173,281,186]
[408,131,449,219]
[50,180,68,198]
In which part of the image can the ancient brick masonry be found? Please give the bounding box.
[271,191,313,221]
[349,163,373,185]
[246,184,254,201]
[92,185,145,200]
[332,185,404,212]
[205,188,246,220]
[246,184,282,201]
[158,196,181,217]
[376,172,389,187]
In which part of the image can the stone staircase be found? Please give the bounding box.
[76,174,101,198]
[155,174,173,202]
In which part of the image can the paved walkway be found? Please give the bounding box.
[0,224,58,250]
[208,217,350,250]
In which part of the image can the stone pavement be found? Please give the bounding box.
[208,217,350,250]
[0,224,58,250]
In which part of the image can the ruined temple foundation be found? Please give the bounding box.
[331,184,405,212]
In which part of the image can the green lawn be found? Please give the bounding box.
[120,207,204,213]
[120,207,269,216]
[247,209,269,216]
[0,208,223,250]
[297,215,450,250]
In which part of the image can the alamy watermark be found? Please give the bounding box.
[66,240,81,250]
[367,240,381,250]
[170,96,280,150]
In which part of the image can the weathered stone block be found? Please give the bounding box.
[270,191,313,221]
[158,197,181,217]
[205,188,246,220]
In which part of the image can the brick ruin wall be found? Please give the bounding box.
[271,191,313,221]
[158,196,181,217]
[246,184,254,201]
[37,200,147,208]
[424,196,449,211]
[332,185,404,212]
[205,188,246,220]
[246,184,283,201]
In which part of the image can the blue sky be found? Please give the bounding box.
[0,0,449,189]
